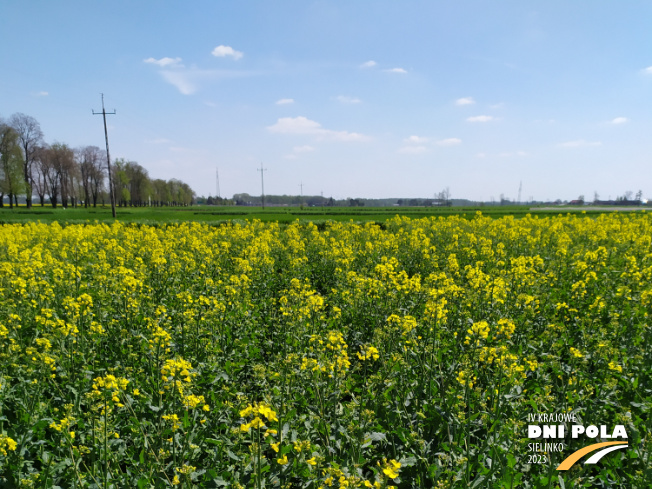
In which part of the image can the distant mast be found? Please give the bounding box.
[216,168,221,199]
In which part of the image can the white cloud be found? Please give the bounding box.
[467,115,496,122]
[276,98,294,105]
[144,57,183,68]
[559,140,602,148]
[643,66,652,74]
[610,117,628,124]
[267,116,369,142]
[335,95,362,104]
[360,60,377,68]
[268,116,322,134]
[435,138,462,146]
[455,97,475,106]
[398,145,428,154]
[476,152,486,158]
[32,91,49,97]
[404,135,429,144]
[385,67,407,74]
[490,102,505,109]
[211,45,243,60]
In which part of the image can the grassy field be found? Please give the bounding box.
[0,214,650,488]
[0,204,648,225]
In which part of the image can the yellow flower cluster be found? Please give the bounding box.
[239,402,278,432]
[357,345,380,361]
[464,320,490,346]
[0,434,18,456]
[90,374,130,407]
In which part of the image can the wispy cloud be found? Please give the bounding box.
[360,60,377,69]
[643,66,652,74]
[385,67,407,74]
[498,151,528,157]
[467,115,496,122]
[144,57,184,68]
[610,117,628,124]
[455,97,475,106]
[404,135,429,144]
[267,116,369,142]
[435,138,462,146]
[276,98,294,105]
[559,140,602,148]
[397,145,427,154]
[211,45,243,60]
[145,138,171,144]
[334,95,361,104]
[169,146,203,154]
[154,68,256,95]
[284,145,315,159]
[32,91,49,97]
[160,71,197,95]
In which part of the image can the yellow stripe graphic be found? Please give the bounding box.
[556,441,628,471]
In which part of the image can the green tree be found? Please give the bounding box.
[0,121,25,208]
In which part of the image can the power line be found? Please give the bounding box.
[257,163,267,209]
[92,94,117,218]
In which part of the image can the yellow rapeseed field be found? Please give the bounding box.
[0,213,650,488]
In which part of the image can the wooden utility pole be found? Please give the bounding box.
[257,163,267,209]
[93,94,117,218]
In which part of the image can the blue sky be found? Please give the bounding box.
[2,1,651,201]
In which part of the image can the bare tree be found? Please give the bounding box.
[89,149,105,207]
[75,146,106,207]
[32,145,55,206]
[9,113,43,208]
[42,143,74,208]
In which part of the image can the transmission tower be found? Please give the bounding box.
[216,168,221,198]
[517,181,522,205]
[92,94,117,218]
[257,163,267,209]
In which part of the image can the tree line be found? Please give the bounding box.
[0,112,196,209]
